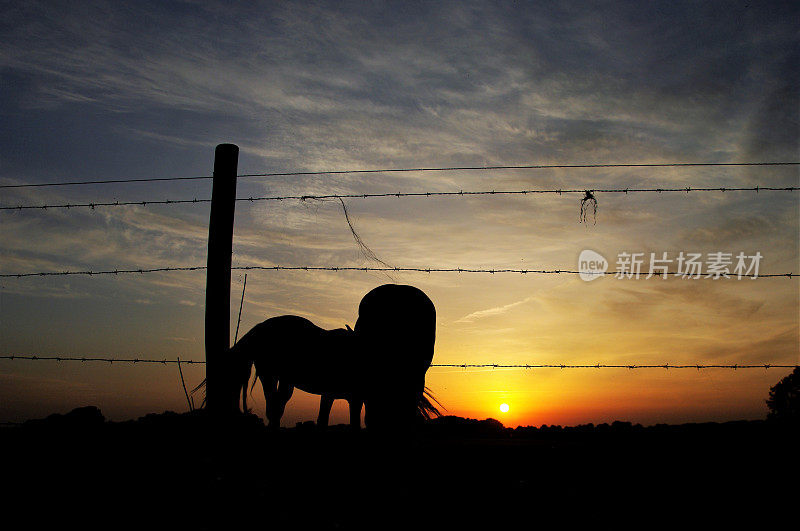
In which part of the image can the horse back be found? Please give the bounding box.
[241,315,322,344]
[240,315,364,394]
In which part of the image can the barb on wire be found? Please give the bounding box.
[0,265,796,279]
[3,161,798,189]
[1,355,796,370]
[2,186,798,211]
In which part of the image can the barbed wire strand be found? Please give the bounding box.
[0,355,796,369]
[2,186,798,211]
[0,265,795,279]
[2,161,798,190]
[429,363,800,369]
[0,355,202,364]
[0,266,206,278]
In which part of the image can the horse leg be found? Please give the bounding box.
[262,374,280,428]
[318,394,334,428]
[267,380,294,428]
[348,398,363,430]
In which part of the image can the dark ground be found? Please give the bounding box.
[1,407,796,530]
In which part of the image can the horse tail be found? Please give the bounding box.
[238,335,269,410]
[229,337,255,413]
[188,340,254,413]
[418,386,445,420]
[189,319,270,413]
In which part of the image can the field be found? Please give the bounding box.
[2,407,796,529]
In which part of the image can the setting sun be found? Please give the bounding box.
[499,403,510,413]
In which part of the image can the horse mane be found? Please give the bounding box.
[418,387,445,420]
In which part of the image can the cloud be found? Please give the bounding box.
[3,1,796,171]
[455,296,536,324]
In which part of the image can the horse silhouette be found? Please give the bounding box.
[355,284,439,430]
[230,315,367,428]
[219,284,441,430]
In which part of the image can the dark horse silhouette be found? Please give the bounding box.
[355,284,439,430]
[223,284,440,429]
[230,315,367,428]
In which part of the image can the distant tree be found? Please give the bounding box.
[766,367,800,421]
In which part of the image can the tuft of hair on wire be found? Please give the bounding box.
[300,196,394,270]
[579,190,597,225]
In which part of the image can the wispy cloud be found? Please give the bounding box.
[456,296,536,324]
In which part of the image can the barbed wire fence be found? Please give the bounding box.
[2,157,799,415]
[2,160,798,189]
[1,265,796,278]
[1,355,796,370]
[2,185,798,211]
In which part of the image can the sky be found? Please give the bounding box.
[0,0,798,427]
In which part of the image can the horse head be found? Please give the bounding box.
[354,284,439,430]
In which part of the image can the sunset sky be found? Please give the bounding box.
[1,1,797,427]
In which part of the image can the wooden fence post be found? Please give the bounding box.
[205,143,239,415]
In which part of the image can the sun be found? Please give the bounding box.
[499,403,510,413]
